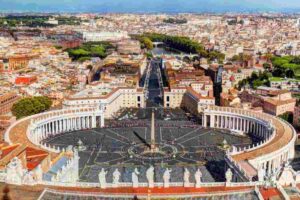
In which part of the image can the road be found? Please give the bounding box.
[145,59,164,107]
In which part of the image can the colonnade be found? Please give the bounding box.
[203,114,273,139]
[28,108,104,151]
[202,106,296,182]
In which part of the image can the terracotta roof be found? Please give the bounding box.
[264,98,296,106]
[186,87,215,100]
[259,187,284,200]
[7,119,58,160]
[26,147,48,171]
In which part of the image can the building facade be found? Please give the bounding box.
[0,93,20,115]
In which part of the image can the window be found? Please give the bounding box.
[137,96,141,101]
[166,96,170,101]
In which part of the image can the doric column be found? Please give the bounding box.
[67,119,69,131]
[92,116,96,128]
[86,116,89,128]
[203,114,207,127]
[70,118,72,130]
[82,116,85,128]
[78,117,81,129]
[43,125,46,135]
[60,119,63,132]
[52,121,55,134]
[72,118,75,130]
[76,117,79,129]
[63,119,66,131]
[220,116,223,128]
[74,118,77,130]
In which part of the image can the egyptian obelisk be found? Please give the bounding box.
[150,110,156,151]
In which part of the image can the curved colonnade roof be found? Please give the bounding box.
[205,106,295,163]
[7,118,58,159]
[232,115,294,162]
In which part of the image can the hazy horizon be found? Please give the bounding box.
[1,0,300,13]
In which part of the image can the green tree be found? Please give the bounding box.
[263,63,271,71]
[279,112,293,124]
[286,69,295,78]
[12,96,52,119]
[141,37,153,50]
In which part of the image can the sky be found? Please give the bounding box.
[1,0,300,13]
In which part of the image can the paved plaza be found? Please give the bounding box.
[42,108,256,183]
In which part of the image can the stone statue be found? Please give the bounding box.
[23,171,35,185]
[226,168,233,184]
[35,164,43,182]
[132,168,140,188]
[163,168,172,188]
[183,168,190,187]
[6,157,24,185]
[146,165,155,188]
[195,168,202,188]
[98,168,107,189]
[112,168,121,187]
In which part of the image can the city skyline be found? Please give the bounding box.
[1,1,300,198]
[1,0,300,13]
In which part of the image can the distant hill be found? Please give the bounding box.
[0,0,299,13]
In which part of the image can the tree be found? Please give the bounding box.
[65,41,113,61]
[273,67,285,77]
[12,96,52,119]
[250,72,258,80]
[141,37,153,50]
[252,79,264,89]
[263,63,271,71]
[264,53,273,62]
[139,33,223,62]
[286,69,295,78]
[87,64,93,71]
[279,112,293,124]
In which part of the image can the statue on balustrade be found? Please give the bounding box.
[35,164,43,182]
[226,168,233,184]
[163,168,172,188]
[113,168,121,187]
[23,171,35,185]
[98,168,107,189]
[146,165,155,188]
[6,157,25,185]
[132,168,140,188]
[195,168,202,188]
[184,168,190,187]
